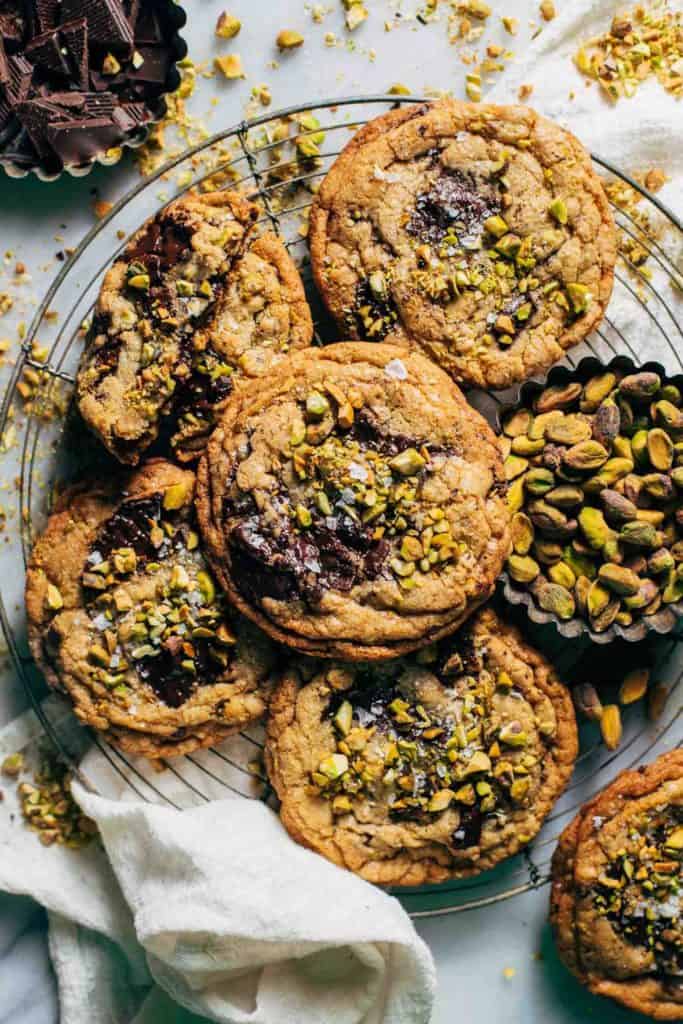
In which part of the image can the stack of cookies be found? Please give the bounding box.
[24,97,680,1016]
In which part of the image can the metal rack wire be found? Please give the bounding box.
[1,95,681,917]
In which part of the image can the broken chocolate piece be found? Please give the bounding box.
[127,45,171,85]
[6,55,34,105]
[25,28,72,79]
[0,37,9,85]
[60,17,89,91]
[61,0,133,50]
[35,0,59,32]
[46,116,122,163]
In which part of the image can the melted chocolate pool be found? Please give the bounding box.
[408,168,500,246]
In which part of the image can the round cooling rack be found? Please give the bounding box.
[1,95,681,918]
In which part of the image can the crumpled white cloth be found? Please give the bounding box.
[1,2,682,1023]
[0,701,435,1024]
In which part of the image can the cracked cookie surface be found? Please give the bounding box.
[196,341,511,660]
[76,190,312,464]
[551,750,683,1020]
[25,459,276,758]
[310,99,616,391]
[265,606,577,885]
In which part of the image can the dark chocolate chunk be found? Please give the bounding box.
[1,126,38,166]
[0,100,18,146]
[61,0,133,50]
[5,55,34,105]
[60,17,89,90]
[127,45,171,85]
[16,98,63,159]
[35,0,60,32]
[46,116,122,164]
[25,28,72,79]
[133,7,163,45]
[408,168,501,246]
[0,1,25,50]
[112,101,149,131]
[0,36,9,85]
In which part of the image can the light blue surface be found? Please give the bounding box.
[0,2,679,1021]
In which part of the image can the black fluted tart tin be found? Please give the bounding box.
[497,354,683,645]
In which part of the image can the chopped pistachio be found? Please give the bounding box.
[276,29,304,50]
[216,12,241,38]
[214,54,244,79]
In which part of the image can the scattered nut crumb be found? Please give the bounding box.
[92,199,113,220]
[215,11,241,39]
[276,29,305,50]
[502,15,518,34]
[214,54,245,79]
[388,83,411,95]
[540,0,556,21]
[2,753,24,777]
[518,83,534,101]
[644,167,668,193]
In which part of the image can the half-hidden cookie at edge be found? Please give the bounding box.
[25,459,276,759]
[309,99,616,391]
[551,750,683,1020]
[76,190,312,464]
[265,606,578,885]
[197,341,511,660]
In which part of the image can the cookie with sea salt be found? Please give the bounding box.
[309,99,616,391]
[265,606,578,885]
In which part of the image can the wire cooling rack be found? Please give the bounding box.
[1,95,681,917]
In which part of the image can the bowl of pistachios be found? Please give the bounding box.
[498,354,683,644]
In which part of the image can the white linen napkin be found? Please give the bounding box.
[0,701,435,1024]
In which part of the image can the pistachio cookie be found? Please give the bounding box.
[265,606,578,885]
[309,99,615,391]
[197,342,510,660]
[76,190,312,464]
[25,459,276,758]
[551,751,683,1020]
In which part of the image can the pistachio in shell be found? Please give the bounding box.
[630,429,649,467]
[587,580,611,617]
[600,488,638,524]
[574,575,592,615]
[524,468,555,496]
[572,682,603,721]
[511,435,545,457]
[671,466,683,488]
[642,472,674,501]
[623,578,659,610]
[534,381,582,413]
[563,545,597,580]
[591,401,620,448]
[578,507,610,549]
[647,428,674,471]
[617,395,635,435]
[662,576,683,603]
[511,512,534,555]
[654,399,683,432]
[583,458,635,494]
[508,554,540,583]
[612,435,633,461]
[507,476,525,513]
[619,521,659,548]
[536,581,576,620]
[503,408,533,437]
[648,547,676,575]
[658,384,681,406]
[544,415,592,446]
[581,372,616,411]
[533,539,564,564]
[548,560,576,589]
[544,485,584,509]
[504,455,529,480]
[619,371,661,401]
[563,440,609,472]
[528,410,563,440]
[591,597,621,632]
[597,562,640,596]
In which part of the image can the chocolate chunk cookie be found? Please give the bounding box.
[265,606,577,885]
[197,342,510,660]
[551,751,683,1020]
[76,189,312,464]
[309,99,616,391]
[25,459,276,758]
